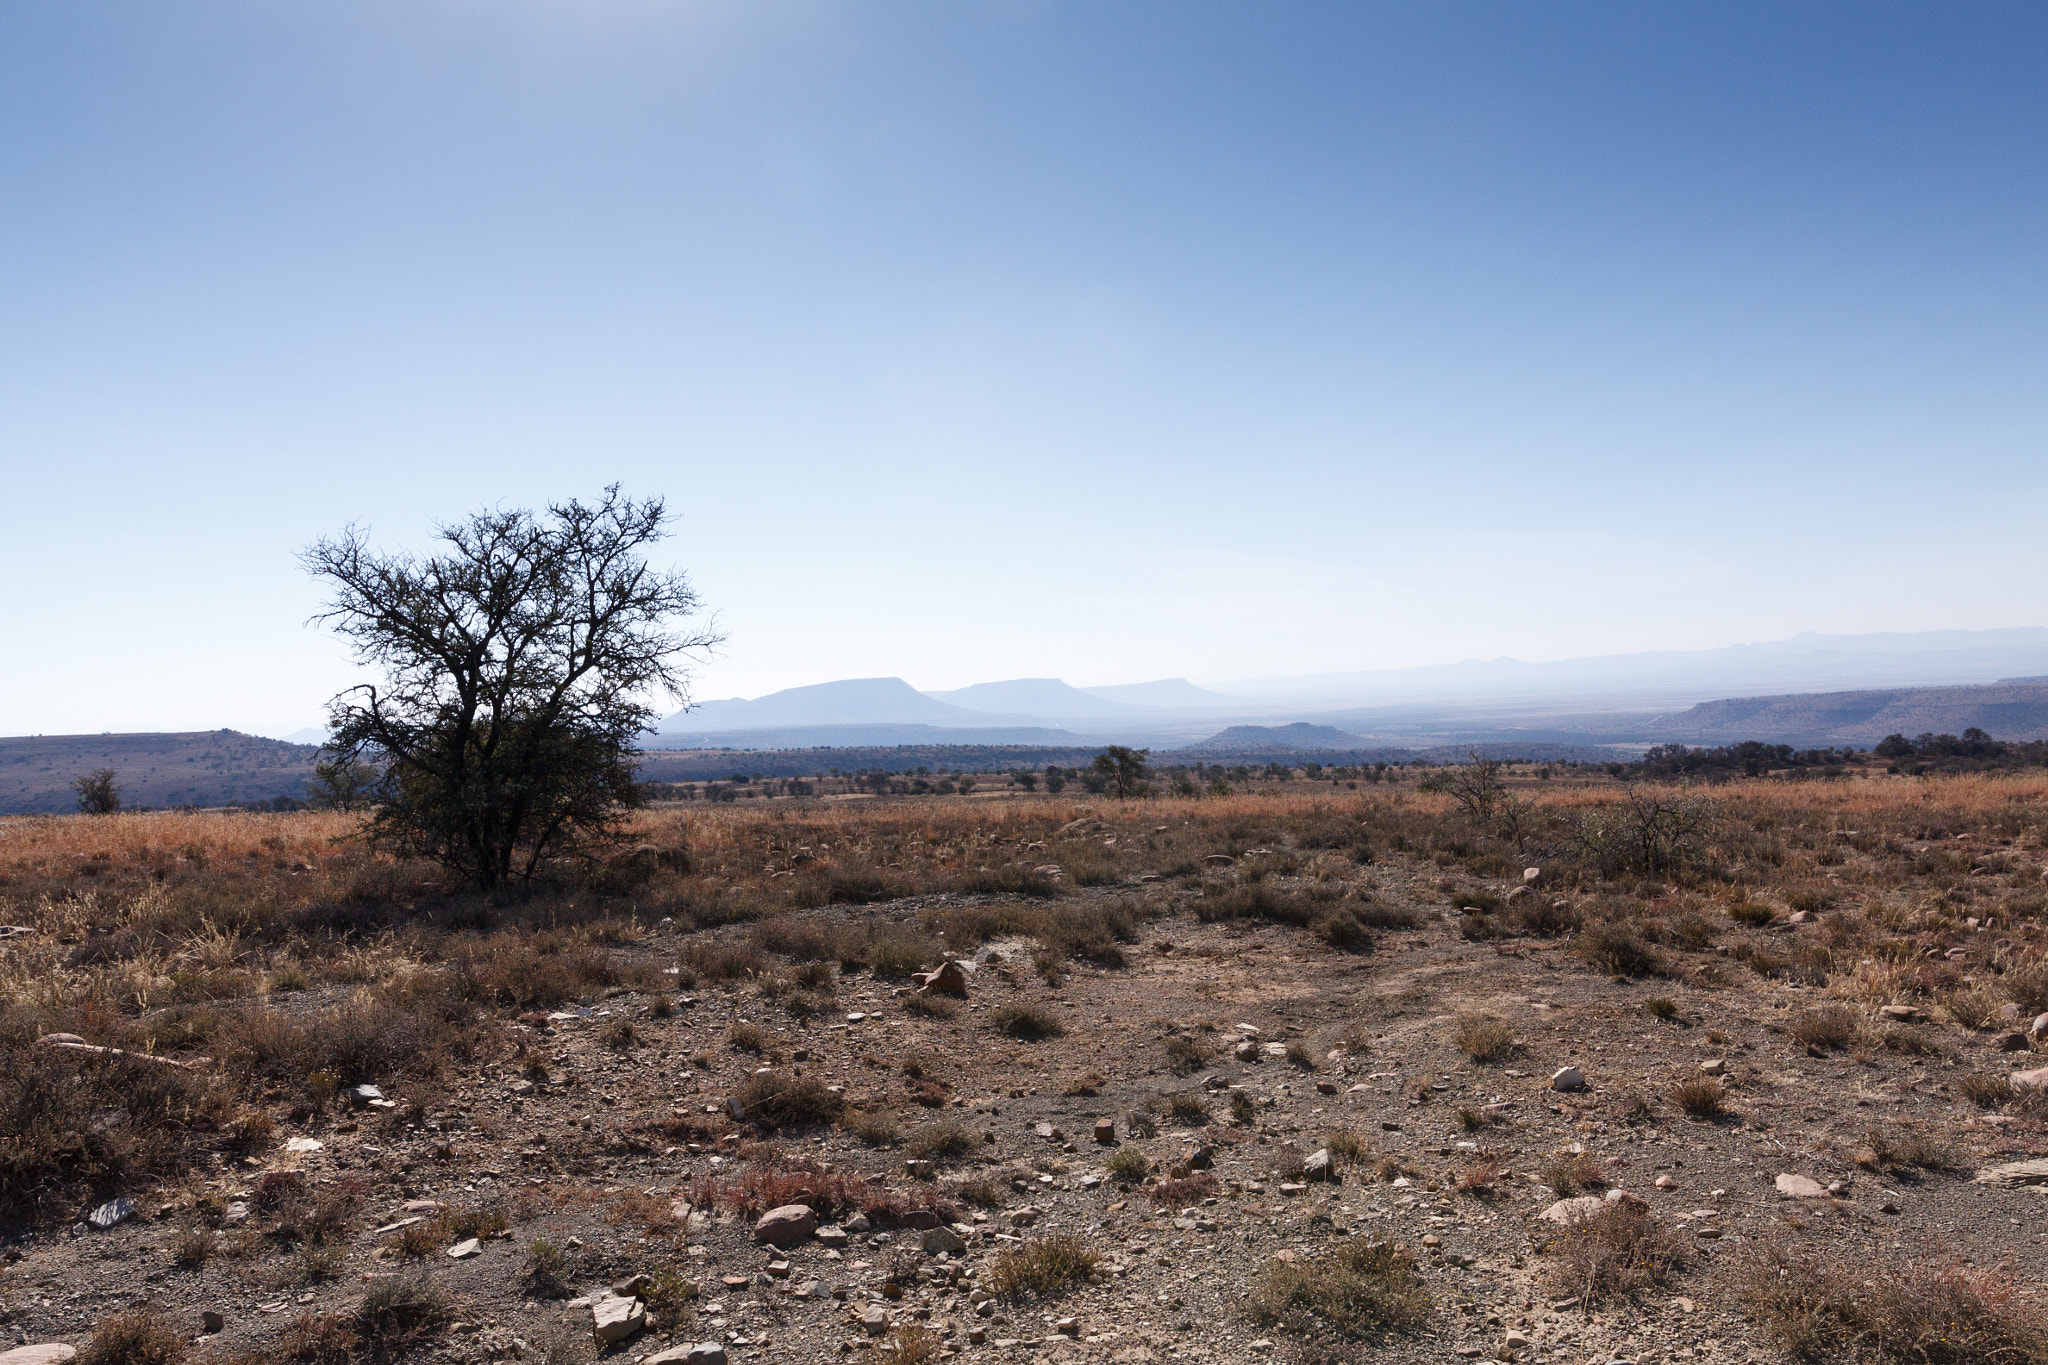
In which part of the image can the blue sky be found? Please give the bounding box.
[2,2,2043,734]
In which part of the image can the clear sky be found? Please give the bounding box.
[2,1,2044,735]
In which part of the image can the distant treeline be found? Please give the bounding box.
[1873,729,2048,775]
[634,745,1105,781]
[1606,731,2048,781]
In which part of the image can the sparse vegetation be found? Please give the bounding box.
[1248,1239,1431,1342]
[1744,1245,2048,1364]
[1455,1014,1515,1062]
[986,1233,1101,1299]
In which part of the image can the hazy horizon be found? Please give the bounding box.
[4,3,2045,735]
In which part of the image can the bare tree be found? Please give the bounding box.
[303,486,720,890]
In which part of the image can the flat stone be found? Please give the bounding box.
[752,1203,817,1248]
[447,1238,481,1259]
[1877,1005,1923,1023]
[1775,1173,1828,1199]
[591,1293,645,1345]
[1697,1059,1727,1076]
[1302,1149,1334,1181]
[645,1347,728,1365]
[814,1225,849,1248]
[2012,1067,2048,1091]
[0,1347,79,1365]
[1975,1158,2048,1188]
[1539,1196,1607,1224]
[284,1138,324,1153]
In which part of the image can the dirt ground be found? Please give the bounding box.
[6,772,2048,1365]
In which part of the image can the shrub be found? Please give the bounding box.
[1166,1094,1211,1126]
[1314,913,1372,949]
[902,992,958,1019]
[1670,1078,1729,1119]
[1744,1245,2048,1365]
[1248,1240,1430,1341]
[1455,1014,1515,1063]
[1163,1034,1208,1076]
[525,1237,570,1297]
[279,1312,353,1365]
[1572,922,1662,977]
[1791,1004,1860,1052]
[1645,996,1678,1020]
[846,1110,902,1146]
[728,1023,764,1053]
[986,1233,1102,1299]
[1859,1127,1961,1175]
[868,931,939,978]
[906,1121,975,1162]
[1125,1108,1159,1139]
[352,1276,449,1359]
[990,1004,1064,1041]
[1959,1074,2013,1108]
[736,1070,845,1129]
[1230,1090,1257,1124]
[643,1269,699,1318]
[79,1308,185,1365]
[1106,1146,1150,1182]
[1538,1202,1687,1304]
[1541,1152,1607,1196]
[170,1227,215,1268]
[1732,902,1776,927]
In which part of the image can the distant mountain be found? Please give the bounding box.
[923,678,1142,718]
[659,678,997,733]
[1642,680,2048,746]
[1081,678,1239,708]
[1224,628,2048,707]
[0,730,320,814]
[642,723,1089,750]
[1179,722,1370,755]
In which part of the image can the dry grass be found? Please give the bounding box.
[1744,1245,2048,1364]
[1541,1152,1607,1196]
[1537,1201,1688,1304]
[1791,1004,1862,1052]
[1248,1239,1431,1342]
[985,1233,1101,1299]
[79,1307,187,1365]
[1455,1014,1516,1063]
[734,1069,844,1130]
[1670,1077,1731,1119]
[989,1003,1064,1041]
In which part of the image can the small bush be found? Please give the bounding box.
[728,1022,764,1053]
[79,1308,186,1365]
[1248,1239,1430,1341]
[1960,1074,2013,1108]
[1542,1152,1607,1196]
[906,1120,975,1163]
[525,1238,569,1298]
[1166,1094,1211,1126]
[1791,1004,1860,1052]
[903,992,958,1019]
[1125,1108,1160,1139]
[1859,1127,1961,1175]
[279,1311,353,1365]
[1731,902,1777,927]
[986,1233,1102,1299]
[1229,1090,1257,1124]
[846,1110,901,1145]
[1572,922,1662,977]
[990,1004,1065,1041]
[643,1268,699,1318]
[736,1069,845,1129]
[353,1276,449,1359]
[1743,1246,2048,1364]
[1670,1078,1729,1119]
[170,1226,215,1268]
[1455,1014,1515,1063]
[1106,1146,1150,1182]
[1538,1202,1687,1304]
[1645,996,1678,1020]
[1163,1034,1208,1076]
[601,1018,639,1050]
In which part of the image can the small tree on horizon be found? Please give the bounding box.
[303,486,720,891]
[305,754,384,812]
[73,768,121,815]
[1091,745,1151,799]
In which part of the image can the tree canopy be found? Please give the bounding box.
[303,486,720,889]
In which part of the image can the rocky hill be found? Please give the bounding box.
[0,730,321,814]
